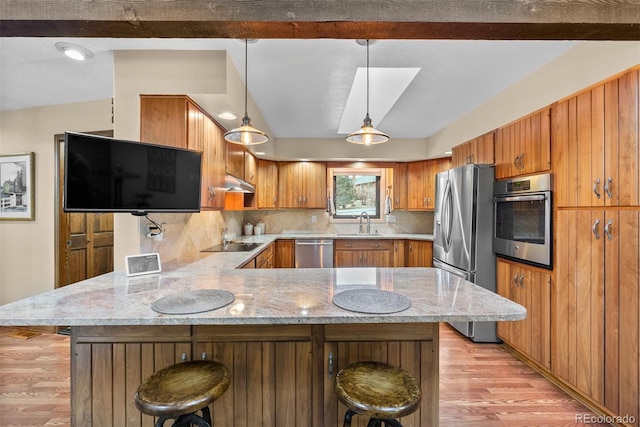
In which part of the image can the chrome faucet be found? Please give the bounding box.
[358,211,370,234]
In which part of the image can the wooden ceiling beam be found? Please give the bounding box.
[1,1,639,40]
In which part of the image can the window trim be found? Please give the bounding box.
[328,167,389,224]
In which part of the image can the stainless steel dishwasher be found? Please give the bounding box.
[294,239,333,268]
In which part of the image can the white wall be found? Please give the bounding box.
[427,41,640,158]
[0,100,112,305]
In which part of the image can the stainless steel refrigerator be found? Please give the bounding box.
[433,163,498,342]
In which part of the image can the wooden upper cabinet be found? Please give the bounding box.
[495,107,551,179]
[452,131,495,167]
[140,95,226,209]
[256,159,278,209]
[553,70,639,208]
[225,141,245,179]
[392,162,408,210]
[407,158,451,210]
[244,151,257,185]
[277,161,327,209]
[140,95,189,148]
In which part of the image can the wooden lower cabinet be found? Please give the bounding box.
[553,209,639,425]
[70,323,440,427]
[334,239,392,267]
[255,242,275,268]
[406,240,433,267]
[275,239,295,268]
[496,258,551,370]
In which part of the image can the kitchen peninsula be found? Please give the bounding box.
[0,241,525,427]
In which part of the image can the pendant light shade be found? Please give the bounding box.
[347,40,389,146]
[224,39,269,146]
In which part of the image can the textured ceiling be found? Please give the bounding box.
[0,37,577,142]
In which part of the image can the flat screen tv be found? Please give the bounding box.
[64,132,202,214]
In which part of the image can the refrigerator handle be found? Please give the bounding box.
[442,179,453,252]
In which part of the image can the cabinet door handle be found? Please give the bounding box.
[328,351,334,377]
[344,244,353,248]
[513,273,520,287]
[519,153,524,169]
[423,197,427,207]
[604,219,613,241]
[208,186,216,201]
[513,155,520,169]
[604,177,613,199]
[519,274,525,288]
[592,218,600,240]
[371,243,380,248]
[593,178,601,199]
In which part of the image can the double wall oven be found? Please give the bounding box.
[493,173,553,269]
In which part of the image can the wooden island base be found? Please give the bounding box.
[71,323,439,427]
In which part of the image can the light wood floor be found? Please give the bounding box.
[0,324,609,427]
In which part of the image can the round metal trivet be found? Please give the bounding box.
[332,289,411,314]
[151,289,235,315]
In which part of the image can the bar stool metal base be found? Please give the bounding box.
[154,406,211,427]
[343,409,403,427]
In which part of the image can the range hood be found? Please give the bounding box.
[225,174,256,193]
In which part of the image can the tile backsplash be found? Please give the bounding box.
[140,209,434,263]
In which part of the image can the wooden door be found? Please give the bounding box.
[202,114,226,209]
[334,250,362,268]
[617,70,639,207]
[277,162,297,208]
[553,209,605,403]
[473,131,495,165]
[495,259,512,343]
[392,240,405,267]
[139,95,188,148]
[226,141,245,178]
[392,163,407,210]
[451,141,470,167]
[406,240,432,267]
[244,151,257,184]
[275,239,295,268]
[57,133,114,289]
[257,159,278,209]
[604,209,639,424]
[407,161,426,210]
[303,162,327,209]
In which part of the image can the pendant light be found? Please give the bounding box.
[224,39,269,145]
[346,40,389,146]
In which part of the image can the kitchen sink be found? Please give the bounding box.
[201,242,261,252]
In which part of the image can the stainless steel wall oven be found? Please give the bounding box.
[493,173,553,269]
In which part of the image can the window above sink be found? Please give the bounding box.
[329,166,390,224]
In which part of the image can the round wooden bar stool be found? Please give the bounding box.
[334,361,421,427]
[134,360,230,427]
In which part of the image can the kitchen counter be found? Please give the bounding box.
[0,241,523,427]
[196,232,434,269]
[0,262,522,327]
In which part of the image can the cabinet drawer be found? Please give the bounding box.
[334,239,391,250]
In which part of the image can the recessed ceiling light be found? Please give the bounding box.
[254,151,266,155]
[218,112,237,120]
[444,150,453,155]
[55,42,94,61]
[299,158,309,162]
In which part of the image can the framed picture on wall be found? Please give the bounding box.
[0,152,35,221]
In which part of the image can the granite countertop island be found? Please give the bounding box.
[0,251,523,327]
[0,241,524,427]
